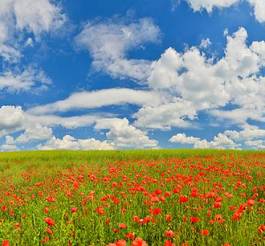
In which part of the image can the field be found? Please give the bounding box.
[0,150,264,246]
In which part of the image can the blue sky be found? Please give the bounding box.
[1,0,265,150]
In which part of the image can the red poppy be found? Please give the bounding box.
[131,237,148,246]
[200,229,209,236]
[165,214,172,222]
[118,223,127,229]
[95,206,105,215]
[44,217,55,227]
[179,196,188,203]
[164,230,174,238]
[151,208,161,216]
[164,240,175,246]
[1,240,9,246]
[247,199,255,206]
[190,217,200,223]
[46,227,53,235]
[126,232,135,240]
[115,239,126,246]
[258,224,265,234]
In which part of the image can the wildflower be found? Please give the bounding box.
[95,206,105,215]
[165,214,172,222]
[46,196,56,203]
[116,239,126,246]
[164,230,174,238]
[126,232,135,240]
[179,196,188,203]
[2,240,9,246]
[151,208,161,216]
[190,217,200,223]
[71,207,78,213]
[258,224,265,234]
[164,240,175,246]
[46,227,53,235]
[131,237,148,246]
[44,217,55,227]
[73,180,79,190]
[213,201,222,209]
[133,216,140,223]
[247,199,255,207]
[119,223,127,229]
[200,229,209,236]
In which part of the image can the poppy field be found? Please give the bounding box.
[0,150,264,246]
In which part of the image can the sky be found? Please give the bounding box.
[0,0,265,151]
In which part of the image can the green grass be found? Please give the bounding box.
[0,150,264,246]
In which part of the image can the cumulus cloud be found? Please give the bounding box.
[248,0,265,23]
[0,105,159,150]
[185,0,238,12]
[185,0,265,23]
[76,18,160,81]
[170,125,265,149]
[0,106,25,136]
[15,125,53,144]
[170,132,239,149]
[134,99,197,129]
[0,136,18,151]
[147,27,265,127]
[95,118,158,149]
[29,88,162,115]
[38,135,114,150]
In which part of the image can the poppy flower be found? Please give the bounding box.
[131,237,148,246]
[44,217,55,227]
[190,217,200,223]
[258,224,265,234]
[46,227,53,235]
[71,207,78,213]
[200,229,209,236]
[247,199,255,206]
[95,206,105,215]
[118,223,127,229]
[126,232,135,240]
[1,240,9,246]
[179,196,188,203]
[151,208,161,216]
[115,239,126,246]
[164,240,175,246]
[164,230,174,238]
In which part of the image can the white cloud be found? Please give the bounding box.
[148,47,230,110]
[95,118,158,149]
[200,38,212,49]
[169,132,239,149]
[0,105,159,150]
[248,0,265,23]
[13,0,65,36]
[0,106,25,136]
[76,18,160,81]
[0,67,51,92]
[170,125,265,149]
[148,27,265,127]
[0,0,65,61]
[134,99,197,129]
[185,0,265,23]
[28,88,162,115]
[186,0,238,12]
[0,135,18,151]
[15,125,53,144]
[38,135,114,150]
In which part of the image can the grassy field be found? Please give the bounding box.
[0,150,264,245]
